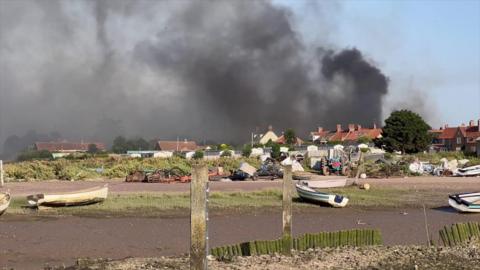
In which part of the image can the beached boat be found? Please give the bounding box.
[299,178,352,189]
[0,192,11,215]
[295,183,348,207]
[448,192,480,213]
[455,165,480,177]
[27,184,108,207]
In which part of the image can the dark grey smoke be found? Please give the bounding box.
[0,0,390,155]
[320,48,388,125]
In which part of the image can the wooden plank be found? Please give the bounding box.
[190,164,208,270]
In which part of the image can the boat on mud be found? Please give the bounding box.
[299,178,352,189]
[295,183,349,208]
[0,192,11,215]
[448,192,480,213]
[27,184,108,207]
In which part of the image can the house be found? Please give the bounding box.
[437,126,463,151]
[34,141,106,153]
[258,125,279,145]
[309,124,382,145]
[155,140,198,152]
[464,120,480,153]
[477,138,480,157]
[276,135,304,146]
[432,119,480,153]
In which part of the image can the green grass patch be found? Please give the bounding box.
[3,156,263,181]
[325,187,445,208]
[5,186,450,218]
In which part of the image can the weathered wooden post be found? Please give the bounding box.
[190,164,208,270]
[0,160,4,187]
[282,165,293,255]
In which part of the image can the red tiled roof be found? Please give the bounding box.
[35,142,105,152]
[276,135,304,145]
[465,126,480,138]
[321,129,381,142]
[310,131,330,137]
[466,131,480,139]
[156,140,198,152]
[438,127,459,139]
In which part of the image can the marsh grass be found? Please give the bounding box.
[6,187,447,217]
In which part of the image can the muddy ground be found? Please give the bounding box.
[57,243,480,270]
[1,176,480,269]
[1,208,480,269]
[4,176,480,196]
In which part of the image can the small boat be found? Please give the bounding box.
[299,178,352,189]
[27,184,108,207]
[455,165,480,177]
[0,192,11,215]
[448,192,480,213]
[295,183,348,207]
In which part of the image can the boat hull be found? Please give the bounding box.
[296,184,348,208]
[27,185,108,207]
[448,192,480,213]
[300,179,350,189]
[0,192,11,216]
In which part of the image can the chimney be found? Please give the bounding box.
[469,120,474,126]
[317,127,323,133]
[348,124,355,132]
[373,123,377,129]
[444,124,448,129]
[336,124,342,133]
[478,119,480,132]
[357,124,362,131]
[268,125,273,131]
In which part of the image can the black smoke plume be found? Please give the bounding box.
[0,0,389,154]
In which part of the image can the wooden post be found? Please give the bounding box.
[282,165,293,255]
[190,164,208,270]
[354,151,364,183]
[0,160,3,187]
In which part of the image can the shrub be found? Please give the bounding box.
[17,150,52,161]
[242,144,252,157]
[220,150,232,157]
[192,150,204,160]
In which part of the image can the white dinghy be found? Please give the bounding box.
[295,183,348,208]
[448,192,480,213]
[0,192,11,215]
[27,184,108,207]
[299,178,352,189]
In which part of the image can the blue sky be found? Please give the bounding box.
[277,0,480,127]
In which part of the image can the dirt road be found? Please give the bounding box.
[3,176,480,197]
[1,207,480,269]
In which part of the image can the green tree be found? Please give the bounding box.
[87,144,99,154]
[192,150,204,160]
[17,150,52,161]
[218,144,232,151]
[242,144,252,157]
[284,128,296,145]
[131,138,150,150]
[357,136,372,144]
[111,136,128,153]
[270,143,281,159]
[265,139,275,148]
[376,110,431,154]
